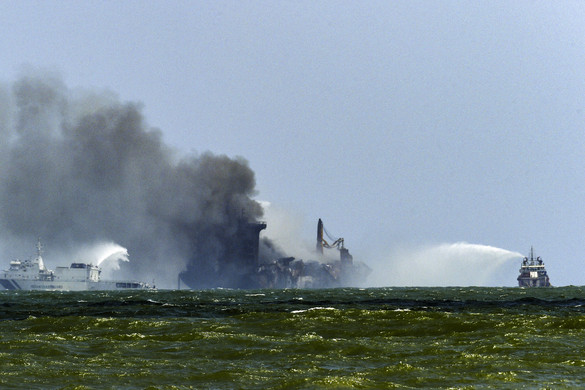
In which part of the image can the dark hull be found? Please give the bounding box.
[517,274,551,287]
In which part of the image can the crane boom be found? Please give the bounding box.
[316,219,346,249]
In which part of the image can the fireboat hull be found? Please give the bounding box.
[0,279,151,291]
[517,275,551,288]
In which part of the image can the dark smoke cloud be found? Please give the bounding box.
[0,71,281,288]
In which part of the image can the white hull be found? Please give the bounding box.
[0,278,151,291]
[0,240,153,291]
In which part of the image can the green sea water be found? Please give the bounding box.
[1,287,585,389]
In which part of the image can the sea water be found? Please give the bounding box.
[1,287,585,389]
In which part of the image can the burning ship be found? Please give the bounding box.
[0,241,153,291]
[179,217,371,289]
[256,218,371,288]
[517,247,551,287]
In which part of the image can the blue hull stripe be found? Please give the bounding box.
[0,279,19,290]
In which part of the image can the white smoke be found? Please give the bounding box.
[260,201,319,261]
[368,242,524,287]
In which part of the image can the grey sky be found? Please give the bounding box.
[1,1,584,286]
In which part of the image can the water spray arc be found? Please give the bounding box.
[371,242,525,287]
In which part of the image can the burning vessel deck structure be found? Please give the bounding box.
[0,241,153,291]
[179,217,371,289]
[517,247,551,287]
[256,218,370,288]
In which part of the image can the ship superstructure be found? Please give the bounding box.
[517,247,551,287]
[255,219,370,288]
[0,241,153,291]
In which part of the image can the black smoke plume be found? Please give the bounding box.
[0,71,282,288]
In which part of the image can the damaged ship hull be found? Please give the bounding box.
[256,257,371,289]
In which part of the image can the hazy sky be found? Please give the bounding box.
[1,1,584,286]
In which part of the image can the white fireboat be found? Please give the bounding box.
[0,240,153,291]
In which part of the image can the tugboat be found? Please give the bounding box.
[0,240,153,291]
[517,247,551,287]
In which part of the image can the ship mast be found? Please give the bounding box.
[34,238,46,271]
